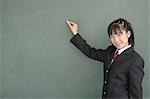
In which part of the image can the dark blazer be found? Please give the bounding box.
[70,34,144,99]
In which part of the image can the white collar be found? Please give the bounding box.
[117,44,131,55]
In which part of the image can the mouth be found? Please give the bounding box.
[115,43,120,47]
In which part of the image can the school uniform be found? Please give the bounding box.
[70,34,144,99]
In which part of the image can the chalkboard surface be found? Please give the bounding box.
[0,0,149,99]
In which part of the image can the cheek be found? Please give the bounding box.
[110,38,114,44]
[120,36,129,43]
[110,39,116,46]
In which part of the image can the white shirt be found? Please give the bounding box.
[118,44,132,55]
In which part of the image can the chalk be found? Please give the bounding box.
[66,20,70,24]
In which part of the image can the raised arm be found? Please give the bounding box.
[67,20,108,62]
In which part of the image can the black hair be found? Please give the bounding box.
[107,18,134,46]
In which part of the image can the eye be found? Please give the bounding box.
[117,32,122,36]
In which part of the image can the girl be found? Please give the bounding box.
[67,18,144,99]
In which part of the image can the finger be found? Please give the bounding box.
[66,22,72,28]
[69,22,75,26]
[68,23,73,28]
[66,20,73,27]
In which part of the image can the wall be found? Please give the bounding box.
[1,0,150,99]
[0,0,2,97]
[148,0,150,98]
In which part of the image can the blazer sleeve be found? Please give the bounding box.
[70,34,108,62]
[128,56,144,99]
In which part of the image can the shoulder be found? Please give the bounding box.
[132,51,144,63]
[130,50,144,70]
[125,46,144,63]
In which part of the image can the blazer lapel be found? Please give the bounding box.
[106,46,134,71]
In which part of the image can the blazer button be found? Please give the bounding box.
[104,92,106,95]
[106,70,109,73]
[104,81,107,84]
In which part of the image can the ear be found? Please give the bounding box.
[127,31,131,38]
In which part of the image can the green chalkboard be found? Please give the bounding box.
[1,0,149,99]
[0,0,2,97]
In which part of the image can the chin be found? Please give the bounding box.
[113,44,124,49]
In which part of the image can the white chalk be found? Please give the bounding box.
[66,20,70,24]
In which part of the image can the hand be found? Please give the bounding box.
[67,20,78,35]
